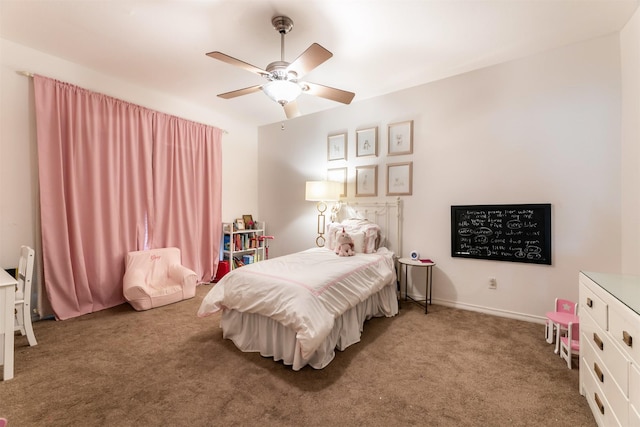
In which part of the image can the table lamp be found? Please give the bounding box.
[305,180,342,247]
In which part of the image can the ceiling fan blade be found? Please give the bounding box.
[283,101,301,119]
[287,43,333,79]
[206,51,268,76]
[217,85,263,99]
[304,82,355,104]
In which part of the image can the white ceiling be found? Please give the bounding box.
[1,0,637,127]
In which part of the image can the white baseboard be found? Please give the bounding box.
[406,295,547,325]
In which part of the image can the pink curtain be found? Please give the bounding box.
[151,113,222,281]
[34,76,222,319]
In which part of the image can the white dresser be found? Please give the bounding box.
[579,271,640,426]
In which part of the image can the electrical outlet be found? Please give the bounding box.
[489,277,497,289]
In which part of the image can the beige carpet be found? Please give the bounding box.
[1,284,594,426]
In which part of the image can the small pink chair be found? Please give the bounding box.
[0,417,7,427]
[545,298,578,353]
[560,321,580,369]
[123,247,198,311]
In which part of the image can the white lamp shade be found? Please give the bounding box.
[262,80,302,105]
[305,180,342,202]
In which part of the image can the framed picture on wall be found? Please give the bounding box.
[327,133,347,161]
[355,165,378,197]
[388,120,413,155]
[356,126,378,157]
[327,167,347,198]
[242,214,254,229]
[386,162,413,196]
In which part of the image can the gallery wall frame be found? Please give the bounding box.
[327,167,347,198]
[356,126,378,157]
[388,120,413,155]
[242,214,254,228]
[327,132,347,161]
[386,162,413,196]
[355,165,378,197]
[235,218,245,230]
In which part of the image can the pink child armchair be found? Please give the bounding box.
[123,247,198,311]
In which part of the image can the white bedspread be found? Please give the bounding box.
[197,247,396,359]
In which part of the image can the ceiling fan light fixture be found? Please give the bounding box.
[262,80,302,105]
[207,15,354,117]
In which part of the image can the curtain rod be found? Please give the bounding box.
[17,70,229,134]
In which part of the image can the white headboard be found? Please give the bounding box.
[331,198,403,257]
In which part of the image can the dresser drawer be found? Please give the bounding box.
[582,330,629,423]
[631,363,640,416]
[580,275,609,331]
[630,404,640,427]
[582,355,623,427]
[609,302,640,363]
[582,311,630,395]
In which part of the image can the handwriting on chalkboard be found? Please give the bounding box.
[451,204,551,265]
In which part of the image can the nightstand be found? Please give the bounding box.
[397,258,435,314]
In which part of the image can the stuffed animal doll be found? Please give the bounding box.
[335,227,355,257]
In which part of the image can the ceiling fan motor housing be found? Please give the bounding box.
[272,16,294,34]
[266,61,297,82]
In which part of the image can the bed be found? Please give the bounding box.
[197,199,403,370]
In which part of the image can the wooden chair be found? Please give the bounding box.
[545,298,577,353]
[15,245,37,346]
[560,321,580,369]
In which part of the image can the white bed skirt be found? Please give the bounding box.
[219,283,399,371]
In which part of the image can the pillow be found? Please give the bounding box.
[342,219,380,253]
[326,223,341,251]
[363,225,380,253]
[325,220,380,253]
[333,204,365,223]
[351,232,366,253]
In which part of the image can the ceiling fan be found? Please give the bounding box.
[206,15,355,119]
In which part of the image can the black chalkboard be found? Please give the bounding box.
[451,204,552,265]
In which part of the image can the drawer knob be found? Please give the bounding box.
[594,393,605,415]
[586,297,593,308]
[623,330,633,348]
[594,362,604,383]
[593,333,604,351]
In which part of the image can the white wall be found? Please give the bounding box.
[620,7,640,275]
[258,34,623,322]
[0,38,260,270]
